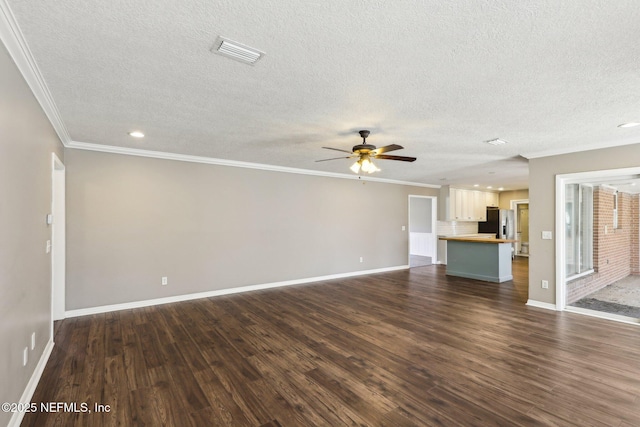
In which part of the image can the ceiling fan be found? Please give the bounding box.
[316,130,417,174]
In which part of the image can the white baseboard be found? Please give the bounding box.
[65,265,410,318]
[526,299,557,311]
[8,339,54,427]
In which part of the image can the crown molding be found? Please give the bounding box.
[67,140,440,188]
[0,0,70,145]
[522,139,640,160]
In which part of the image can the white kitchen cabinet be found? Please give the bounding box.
[439,186,499,221]
[485,192,499,207]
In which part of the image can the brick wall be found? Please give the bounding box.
[567,186,636,304]
[632,194,640,275]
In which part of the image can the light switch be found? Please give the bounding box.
[402,225,406,231]
[46,240,51,253]
[541,231,553,240]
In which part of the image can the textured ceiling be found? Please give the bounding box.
[7,0,640,189]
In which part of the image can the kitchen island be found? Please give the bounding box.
[439,236,517,283]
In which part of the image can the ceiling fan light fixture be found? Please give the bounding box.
[350,161,361,173]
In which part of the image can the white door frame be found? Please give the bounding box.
[555,166,640,312]
[408,195,438,266]
[51,153,66,332]
[510,199,529,257]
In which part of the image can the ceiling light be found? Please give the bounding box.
[484,138,508,146]
[350,156,380,174]
[487,186,493,189]
[618,122,640,128]
[212,36,265,65]
[128,131,144,138]
[473,184,479,187]
[498,187,504,191]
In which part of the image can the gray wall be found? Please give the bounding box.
[529,144,640,304]
[0,44,64,425]
[65,149,438,310]
[409,197,432,233]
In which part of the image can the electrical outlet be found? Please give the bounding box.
[541,231,553,240]
[23,347,28,366]
[31,332,35,350]
[161,277,168,286]
[541,280,549,289]
[402,225,406,231]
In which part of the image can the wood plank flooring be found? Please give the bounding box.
[22,258,640,426]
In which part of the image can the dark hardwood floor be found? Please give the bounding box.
[23,258,640,426]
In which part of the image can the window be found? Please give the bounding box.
[565,184,593,279]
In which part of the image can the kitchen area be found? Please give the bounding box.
[434,186,529,283]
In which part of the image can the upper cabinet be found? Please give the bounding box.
[439,186,499,221]
[485,192,499,208]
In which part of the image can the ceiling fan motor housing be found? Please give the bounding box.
[352,144,376,154]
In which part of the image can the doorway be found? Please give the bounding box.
[51,153,65,329]
[556,167,640,324]
[510,199,529,257]
[408,195,437,267]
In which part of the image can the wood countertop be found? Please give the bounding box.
[438,236,518,244]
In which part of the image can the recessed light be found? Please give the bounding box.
[487,186,493,189]
[128,131,144,138]
[498,187,504,191]
[473,184,479,187]
[618,122,640,128]
[484,138,508,145]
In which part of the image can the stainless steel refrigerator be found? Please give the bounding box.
[478,207,515,240]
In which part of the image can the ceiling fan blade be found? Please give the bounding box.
[371,144,404,155]
[315,156,355,162]
[322,146,354,154]
[374,154,417,162]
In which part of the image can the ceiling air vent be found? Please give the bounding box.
[484,138,509,146]
[212,36,265,65]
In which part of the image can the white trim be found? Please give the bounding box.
[67,141,440,188]
[565,306,640,326]
[555,173,566,310]
[8,340,54,427]
[566,269,595,282]
[522,140,640,160]
[51,153,65,324]
[526,299,557,311]
[0,0,70,145]
[65,265,410,318]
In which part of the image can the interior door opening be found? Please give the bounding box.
[408,195,437,268]
[510,199,529,257]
